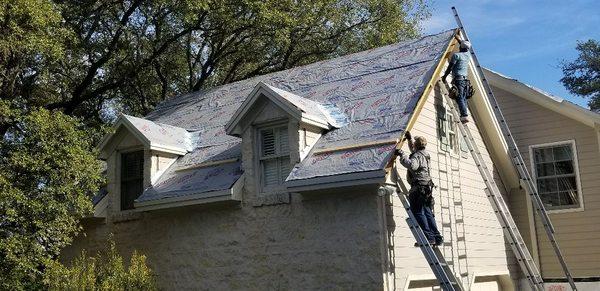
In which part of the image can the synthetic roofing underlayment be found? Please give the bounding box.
[134,29,454,204]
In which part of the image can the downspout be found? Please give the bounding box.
[377,184,392,291]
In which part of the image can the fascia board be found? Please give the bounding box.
[260,84,304,120]
[148,143,188,155]
[134,188,233,209]
[225,84,263,135]
[120,115,152,147]
[134,175,244,211]
[226,83,303,135]
[466,59,520,189]
[134,193,235,212]
[299,115,330,130]
[285,169,385,191]
[485,68,600,128]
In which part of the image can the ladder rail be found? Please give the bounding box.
[451,7,578,290]
[388,180,464,291]
[440,89,544,291]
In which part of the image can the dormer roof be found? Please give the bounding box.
[98,114,194,159]
[226,82,348,136]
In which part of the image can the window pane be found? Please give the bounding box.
[261,129,276,156]
[558,191,578,206]
[534,147,554,163]
[263,159,279,186]
[535,162,555,177]
[558,176,577,191]
[555,161,574,175]
[537,178,558,193]
[553,145,573,161]
[540,192,559,207]
[121,151,144,210]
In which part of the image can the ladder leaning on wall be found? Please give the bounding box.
[451,6,578,291]
[379,180,465,291]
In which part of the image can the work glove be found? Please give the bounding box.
[403,131,412,141]
[395,148,404,157]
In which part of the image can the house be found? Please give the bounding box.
[485,68,600,291]
[64,28,584,290]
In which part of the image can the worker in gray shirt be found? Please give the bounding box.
[396,131,443,246]
[443,40,472,123]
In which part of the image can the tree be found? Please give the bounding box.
[2,0,429,129]
[561,39,600,112]
[44,240,157,290]
[0,108,103,289]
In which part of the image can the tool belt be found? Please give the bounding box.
[410,180,435,208]
[449,77,475,100]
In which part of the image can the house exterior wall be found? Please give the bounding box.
[493,85,600,278]
[64,101,385,290]
[389,84,517,290]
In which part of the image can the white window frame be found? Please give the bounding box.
[256,122,291,195]
[437,105,462,157]
[528,140,584,213]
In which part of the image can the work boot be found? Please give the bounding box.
[460,116,470,124]
[435,236,444,246]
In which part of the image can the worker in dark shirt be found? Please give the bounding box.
[443,40,472,124]
[396,131,443,246]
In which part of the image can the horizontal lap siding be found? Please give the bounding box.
[493,85,600,278]
[392,87,515,288]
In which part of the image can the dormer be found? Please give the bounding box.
[97,115,193,215]
[225,82,347,200]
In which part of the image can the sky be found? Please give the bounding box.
[420,0,600,108]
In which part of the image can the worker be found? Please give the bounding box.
[443,40,472,123]
[396,131,443,246]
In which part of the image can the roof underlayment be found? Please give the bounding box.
[133,29,454,204]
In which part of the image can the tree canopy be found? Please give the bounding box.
[561,39,600,112]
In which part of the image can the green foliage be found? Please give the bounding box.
[561,39,600,112]
[44,240,156,290]
[0,0,429,124]
[0,108,103,290]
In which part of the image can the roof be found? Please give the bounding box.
[132,29,455,204]
[484,68,600,128]
[98,114,194,159]
[225,82,348,136]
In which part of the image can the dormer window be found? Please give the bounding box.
[259,124,291,193]
[120,150,144,210]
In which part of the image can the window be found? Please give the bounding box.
[259,125,291,192]
[437,106,459,154]
[530,141,582,211]
[121,150,144,210]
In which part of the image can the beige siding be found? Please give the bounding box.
[391,85,517,289]
[494,85,600,278]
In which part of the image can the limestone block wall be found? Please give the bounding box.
[66,190,384,290]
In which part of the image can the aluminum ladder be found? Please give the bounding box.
[440,82,544,291]
[451,7,577,290]
[383,181,464,291]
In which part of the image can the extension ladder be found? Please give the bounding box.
[452,7,577,290]
[440,82,545,291]
[386,181,465,291]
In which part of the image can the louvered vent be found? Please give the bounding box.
[259,125,291,191]
[261,129,276,156]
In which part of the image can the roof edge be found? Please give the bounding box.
[484,68,600,128]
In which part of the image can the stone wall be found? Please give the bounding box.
[65,189,384,290]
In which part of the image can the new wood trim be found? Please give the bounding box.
[385,29,460,171]
[175,158,239,172]
[312,138,398,154]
